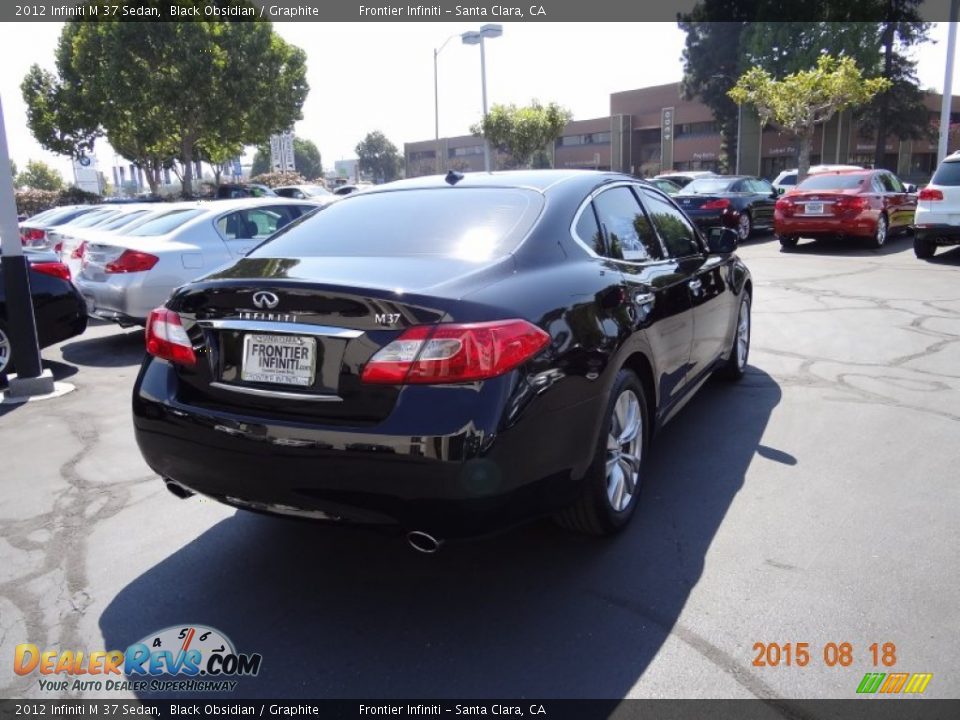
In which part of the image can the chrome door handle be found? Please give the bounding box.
[688,279,703,293]
[633,292,655,307]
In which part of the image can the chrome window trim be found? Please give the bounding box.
[195,318,364,338]
[210,382,343,403]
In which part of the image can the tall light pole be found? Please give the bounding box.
[433,34,459,175]
[462,24,503,172]
[938,3,959,165]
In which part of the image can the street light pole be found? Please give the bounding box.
[462,24,502,173]
[938,1,959,165]
[735,102,743,175]
[433,34,458,175]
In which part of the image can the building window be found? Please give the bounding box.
[408,150,436,162]
[637,128,661,145]
[675,121,719,137]
[448,145,484,158]
[556,132,612,147]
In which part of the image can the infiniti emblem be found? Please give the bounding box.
[252,291,279,310]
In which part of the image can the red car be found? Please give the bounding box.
[774,170,917,249]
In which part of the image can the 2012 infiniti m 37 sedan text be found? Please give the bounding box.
[132,170,752,549]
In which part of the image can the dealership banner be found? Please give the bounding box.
[2,0,959,22]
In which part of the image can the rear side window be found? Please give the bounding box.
[252,188,544,260]
[640,189,702,258]
[931,160,960,186]
[125,209,205,237]
[778,174,797,186]
[590,186,661,262]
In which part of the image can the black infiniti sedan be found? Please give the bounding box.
[675,175,778,241]
[0,250,88,378]
[133,170,752,548]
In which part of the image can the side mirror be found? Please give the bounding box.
[777,187,786,195]
[904,183,917,194]
[769,190,779,199]
[707,227,738,254]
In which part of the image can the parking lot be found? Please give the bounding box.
[1,232,958,700]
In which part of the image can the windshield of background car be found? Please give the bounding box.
[930,160,960,186]
[680,178,735,194]
[69,209,122,228]
[304,185,332,196]
[251,188,544,260]
[39,207,91,226]
[796,174,867,191]
[98,210,152,231]
[124,209,206,237]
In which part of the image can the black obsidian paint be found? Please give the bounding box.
[132,171,752,539]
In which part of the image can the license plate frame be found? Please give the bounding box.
[240,333,316,387]
[805,202,825,215]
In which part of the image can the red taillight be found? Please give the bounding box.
[21,228,45,245]
[53,242,63,254]
[833,196,869,213]
[105,249,159,274]
[775,198,795,216]
[701,198,731,210]
[31,261,71,282]
[145,308,196,366]
[71,241,87,260]
[361,320,550,384]
[918,187,944,201]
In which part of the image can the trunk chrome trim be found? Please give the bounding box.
[196,319,363,338]
[210,381,344,402]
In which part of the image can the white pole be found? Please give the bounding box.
[939,9,959,164]
[735,103,742,174]
[480,36,490,172]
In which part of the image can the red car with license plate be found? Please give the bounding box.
[774,170,917,250]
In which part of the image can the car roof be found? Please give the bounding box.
[361,170,635,195]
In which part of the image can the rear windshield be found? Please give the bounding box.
[98,210,151,231]
[680,178,735,194]
[70,209,122,228]
[797,174,867,190]
[931,160,960,186]
[39,207,93,227]
[125,209,205,236]
[251,188,544,260]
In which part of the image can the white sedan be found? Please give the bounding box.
[73,198,319,326]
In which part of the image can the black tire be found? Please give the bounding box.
[737,212,753,242]
[870,214,889,249]
[778,234,799,249]
[556,369,648,536]
[717,293,751,381]
[0,320,14,379]
[914,236,936,259]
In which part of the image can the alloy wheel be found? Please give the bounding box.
[606,389,643,512]
[736,297,751,370]
[875,216,887,247]
[738,213,752,241]
[0,326,10,375]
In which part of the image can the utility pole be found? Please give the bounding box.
[938,4,959,164]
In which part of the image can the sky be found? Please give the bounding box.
[0,21,958,181]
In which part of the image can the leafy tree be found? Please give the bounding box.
[741,22,881,79]
[355,131,400,183]
[250,171,307,188]
[21,6,308,196]
[17,160,64,191]
[250,138,323,179]
[729,55,890,180]
[470,101,572,169]
[9,160,17,180]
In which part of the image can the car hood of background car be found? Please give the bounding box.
[197,253,519,297]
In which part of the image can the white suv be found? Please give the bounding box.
[914,152,960,258]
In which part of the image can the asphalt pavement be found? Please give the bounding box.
[1,232,958,701]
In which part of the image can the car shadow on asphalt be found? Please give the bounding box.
[60,329,145,368]
[99,368,784,699]
[924,246,960,265]
[782,233,916,257]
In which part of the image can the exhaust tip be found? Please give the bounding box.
[164,479,194,500]
[407,530,443,554]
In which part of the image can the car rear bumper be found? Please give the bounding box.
[775,214,875,238]
[74,275,171,325]
[686,210,739,233]
[913,223,960,246]
[132,358,604,538]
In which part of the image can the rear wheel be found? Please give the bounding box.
[914,236,936,259]
[556,369,648,536]
[871,214,888,249]
[737,212,752,241]
[0,321,14,378]
[778,234,799,249]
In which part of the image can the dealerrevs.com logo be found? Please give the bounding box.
[14,625,262,693]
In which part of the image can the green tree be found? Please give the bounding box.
[250,138,323,179]
[471,101,572,169]
[21,5,308,197]
[741,22,881,79]
[17,159,64,191]
[355,131,400,183]
[9,160,16,180]
[729,55,891,180]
